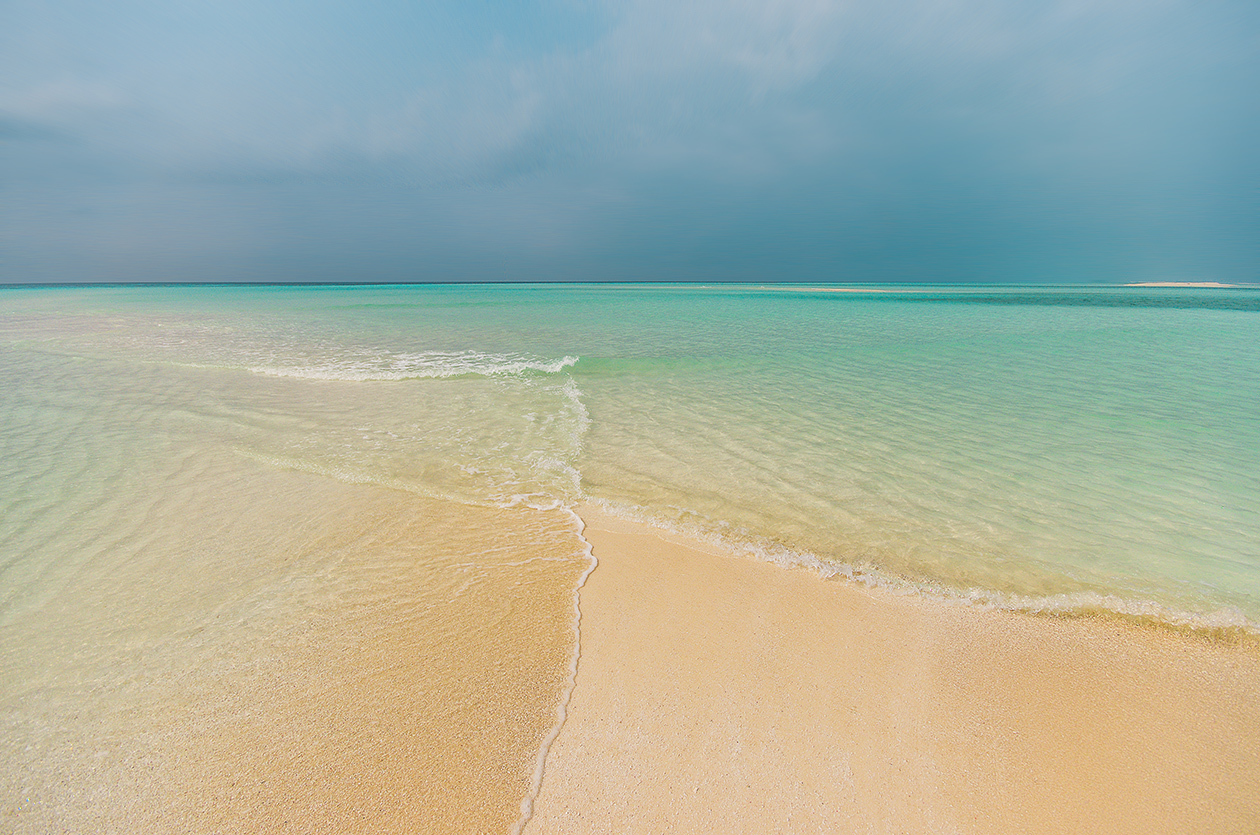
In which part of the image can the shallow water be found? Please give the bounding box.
[6,283,1256,620]
[2,282,1259,826]
[0,336,590,832]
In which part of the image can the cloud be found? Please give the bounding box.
[1,79,129,120]
[1,0,1256,282]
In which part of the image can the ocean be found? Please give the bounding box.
[3,282,1259,829]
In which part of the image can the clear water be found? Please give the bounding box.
[3,283,1258,629]
[0,326,591,831]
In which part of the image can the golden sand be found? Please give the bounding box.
[525,506,1260,834]
[171,498,586,835]
[0,456,586,835]
[9,475,1258,833]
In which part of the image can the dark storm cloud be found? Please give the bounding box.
[2,0,1256,283]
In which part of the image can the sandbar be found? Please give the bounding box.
[1123,282,1240,288]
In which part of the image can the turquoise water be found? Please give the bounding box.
[3,283,1259,630]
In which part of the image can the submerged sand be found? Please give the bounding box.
[526,506,1260,834]
[0,454,586,835]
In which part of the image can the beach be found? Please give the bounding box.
[6,487,1256,832]
[528,507,1260,833]
[7,0,1260,823]
[3,284,1259,832]
[0,452,589,833]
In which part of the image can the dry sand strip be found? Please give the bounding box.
[525,506,1260,835]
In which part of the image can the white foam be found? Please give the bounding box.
[585,498,1260,640]
[511,504,598,835]
[246,350,579,381]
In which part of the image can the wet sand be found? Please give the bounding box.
[526,506,1260,834]
[0,451,587,835]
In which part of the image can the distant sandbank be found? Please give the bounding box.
[525,506,1260,834]
[1124,282,1240,287]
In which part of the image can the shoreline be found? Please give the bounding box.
[525,505,1260,833]
[582,501,1260,643]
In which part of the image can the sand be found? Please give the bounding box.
[8,479,1258,834]
[1123,282,1240,287]
[0,456,587,835]
[525,506,1260,834]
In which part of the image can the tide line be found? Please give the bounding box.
[511,504,599,835]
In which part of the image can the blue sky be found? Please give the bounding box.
[2,0,1256,283]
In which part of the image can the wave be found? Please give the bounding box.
[245,350,579,381]
[584,498,1260,643]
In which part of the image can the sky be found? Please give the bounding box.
[1,0,1256,284]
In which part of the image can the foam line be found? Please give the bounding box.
[587,498,1260,642]
[245,351,579,381]
[511,504,598,835]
